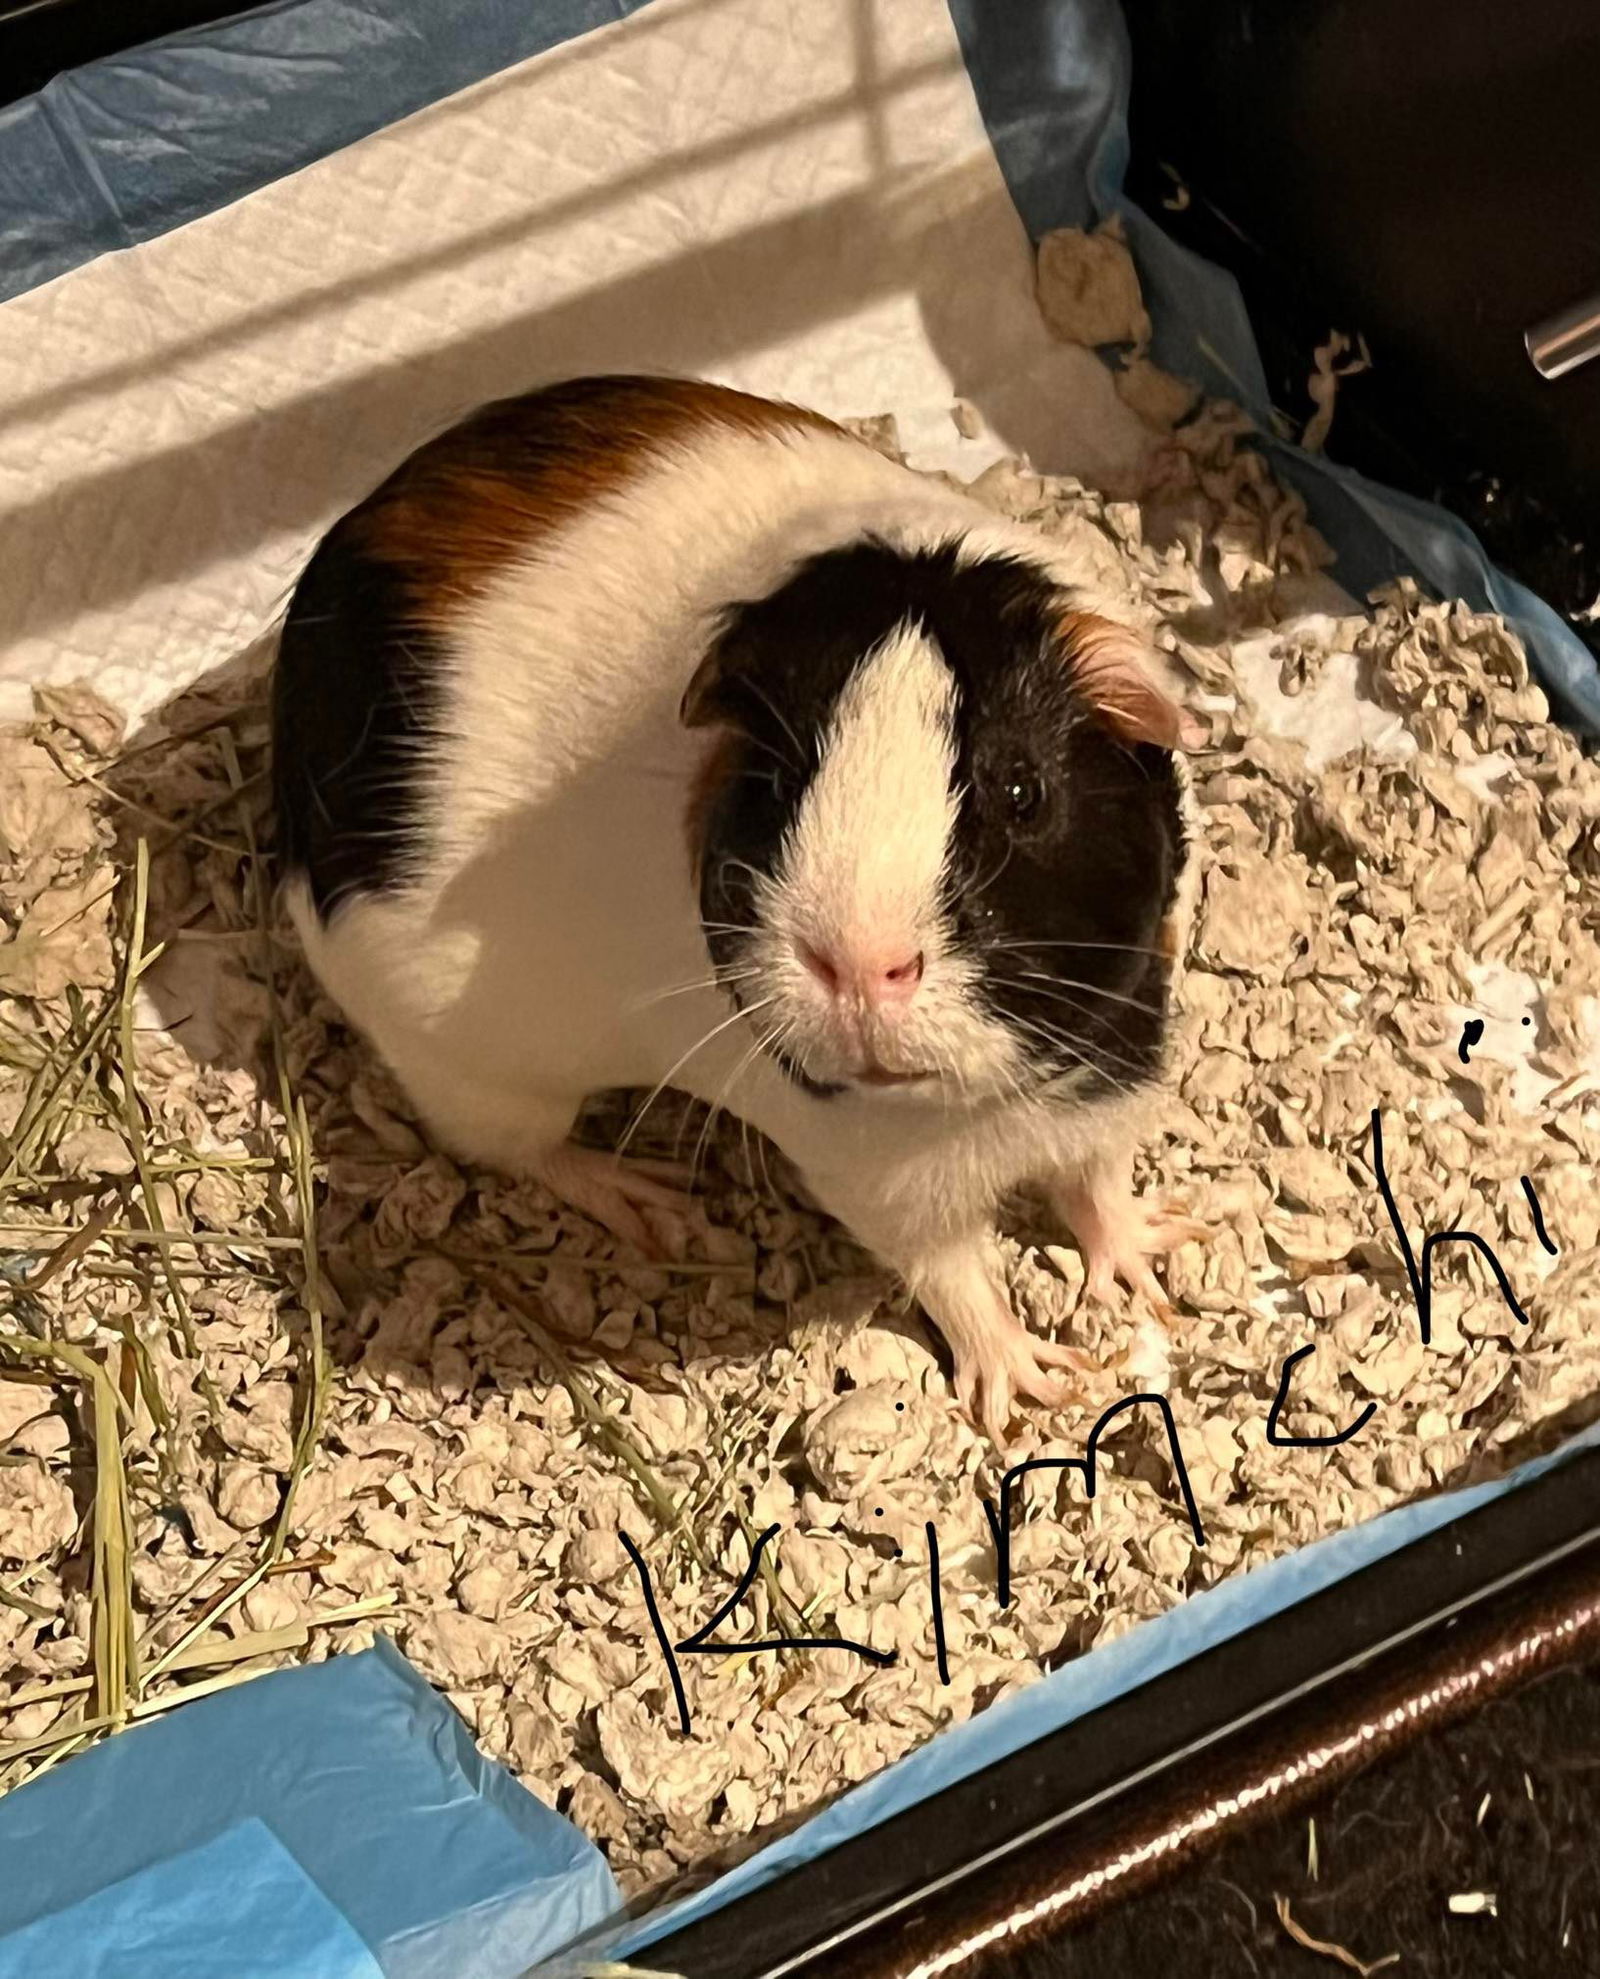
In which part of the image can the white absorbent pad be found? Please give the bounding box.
[0,0,1155,727]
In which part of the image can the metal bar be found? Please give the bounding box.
[1526,291,1600,380]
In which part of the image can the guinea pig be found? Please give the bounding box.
[271,374,1205,1444]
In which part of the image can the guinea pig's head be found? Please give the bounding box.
[681,539,1196,1105]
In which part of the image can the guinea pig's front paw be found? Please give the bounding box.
[879,1235,1093,1447]
[535,1143,705,1261]
[1045,1168,1206,1320]
[952,1319,1091,1450]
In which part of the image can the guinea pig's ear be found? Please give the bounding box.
[679,616,753,731]
[1057,610,1205,751]
[680,647,729,730]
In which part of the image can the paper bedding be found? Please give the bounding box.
[0,2,1596,1975]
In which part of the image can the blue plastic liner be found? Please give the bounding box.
[0,1821,383,1979]
[0,0,658,308]
[0,1640,620,1978]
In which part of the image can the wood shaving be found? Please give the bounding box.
[1035,215,1153,352]
[1447,1890,1498,1915]
[1114,354,1200,432]
[3,340,1599,1918]
[1302,331,1374,455]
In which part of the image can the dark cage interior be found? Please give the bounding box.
[974,1645,1600,1978]
[1121,0,1600,677]
[0,0,240,102]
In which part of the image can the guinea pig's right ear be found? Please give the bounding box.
[680,646,731,729]
[1057,610,1206,751]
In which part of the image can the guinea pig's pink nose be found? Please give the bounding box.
[798,939,924,1007]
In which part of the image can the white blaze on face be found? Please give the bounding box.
[778,621,958,963]
[741,619,1033,1095]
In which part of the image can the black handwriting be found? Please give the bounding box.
[622,1525,894,1737]
[619,1109,1553,1718]
[1521,1175,1558,1257]
[620,1531,692,1737]
[1266,1342,1376,1448]
[1369,1108,1531,1347]
[926,1520,951,1687]
[982,1392,1206,1610]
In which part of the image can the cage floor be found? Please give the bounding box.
[4,349,1599,1907]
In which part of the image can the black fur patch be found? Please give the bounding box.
[694,539,1184,1101]
[271,525,441,920]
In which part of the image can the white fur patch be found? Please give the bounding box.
[733,622,1031,1092]
[781,621,957,961]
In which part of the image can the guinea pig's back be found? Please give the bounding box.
[272,375,975,927]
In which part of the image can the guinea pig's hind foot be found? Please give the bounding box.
[534,1142,705,1261]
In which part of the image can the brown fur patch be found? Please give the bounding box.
[346,374,839,632]
[1057,609,1186,751]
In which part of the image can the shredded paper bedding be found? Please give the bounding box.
[2,231,1597,1905]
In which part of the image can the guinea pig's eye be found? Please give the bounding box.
[1003,770,1047,826]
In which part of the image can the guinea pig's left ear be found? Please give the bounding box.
[680,611,759,731]
[1057,610,1205,751]
[680,644,730,730]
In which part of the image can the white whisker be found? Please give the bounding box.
[615,995,778,1160]
[629,965,758,1013]
[693,1024,777,1191]
[1003,1010,1140,1100]
[1003,985,1158,1079]
[989,936,1169,962]
[737,679,809,771]
[1008,969,1166,1021]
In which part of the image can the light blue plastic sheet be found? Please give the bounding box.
[0,1640,620,1978]
[0,1820,383,1979]
[0,0,661,307]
